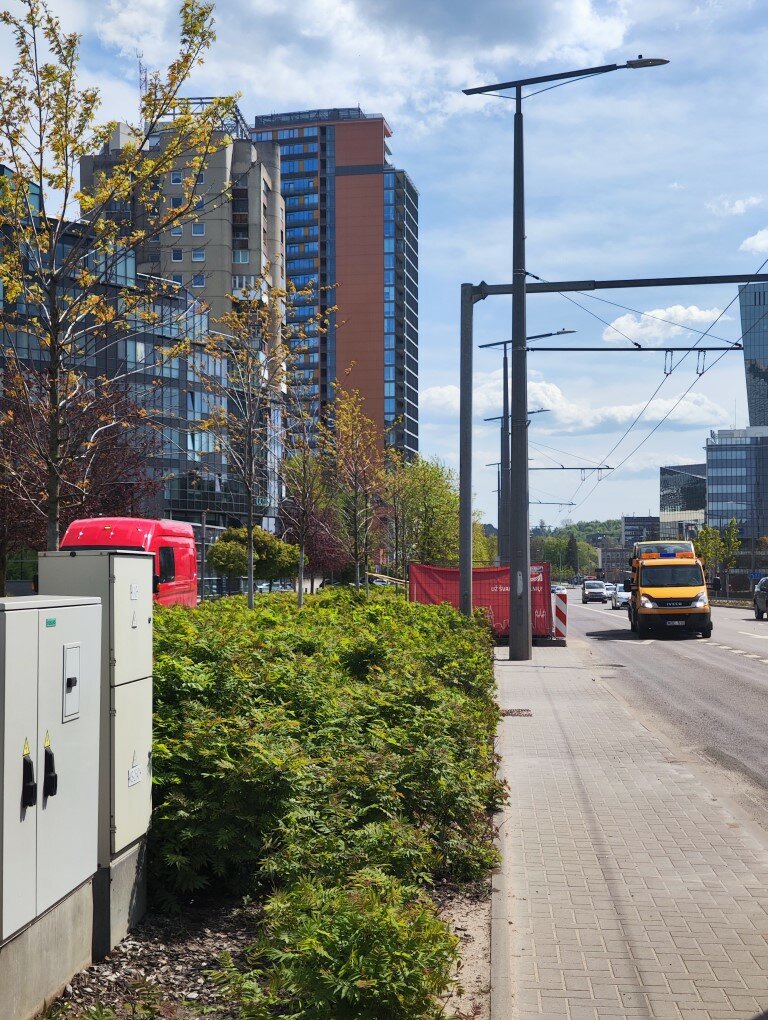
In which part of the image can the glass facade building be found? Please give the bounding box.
[659,464,706,539]
[739,282,768,427]
[706,427,768,540]
[252,108,418,457]
[621,516,660,546]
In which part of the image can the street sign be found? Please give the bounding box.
[750,571,765,581]
[253,496,270,508]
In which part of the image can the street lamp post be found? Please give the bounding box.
[464,56,668,660]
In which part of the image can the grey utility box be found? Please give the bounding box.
[38,551,153,956]
[0,596,101,942]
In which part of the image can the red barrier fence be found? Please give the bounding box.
[409,563,553,640]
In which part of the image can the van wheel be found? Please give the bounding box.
[756,605,764,620]
[637,618,650,637]
[701,625,712,638]
[630,610,637,633]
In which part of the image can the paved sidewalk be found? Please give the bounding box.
[491,643,768,1020]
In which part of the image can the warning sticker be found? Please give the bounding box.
[44,731,51,749]
[22,738,30,756]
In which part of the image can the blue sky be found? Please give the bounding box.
[9,0,768,526]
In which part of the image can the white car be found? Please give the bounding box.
[611,586,631,609]
[604,583,616,596]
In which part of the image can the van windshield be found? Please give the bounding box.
[640,565,703,588]
[584,582,604,589]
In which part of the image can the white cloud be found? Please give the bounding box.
[739,228,768,254]
[601,305,727,346]
[421,373,730,435]
[706,195,763,216]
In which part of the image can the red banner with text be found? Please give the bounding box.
[409,563,552,639]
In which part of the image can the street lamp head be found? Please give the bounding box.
[623,56,669,69]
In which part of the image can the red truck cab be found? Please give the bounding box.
[60,517,198,606]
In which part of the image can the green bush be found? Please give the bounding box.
[213,871,458,1020]
[150,589,502,1015]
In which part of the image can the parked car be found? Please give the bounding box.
[552,584,567,595]
[604,583,616,596]
[754,577,768,619]
[582,580,607,604]
[611,586,631,610]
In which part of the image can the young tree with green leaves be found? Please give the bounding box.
[207,526,299,590]
[721,517,742,596]
[319,386,385,590]
[0,0,237,548]
[695,525,725,580]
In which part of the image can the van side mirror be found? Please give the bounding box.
[623,581,632,592]
[153,574,160,594]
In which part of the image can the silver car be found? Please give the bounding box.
[611,586,631,609]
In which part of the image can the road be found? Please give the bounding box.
[565,592,768,832]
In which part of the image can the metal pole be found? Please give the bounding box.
[500,344,510,565]
[509,86,531,660]
[200,509,207,602]
[459,283,475,616]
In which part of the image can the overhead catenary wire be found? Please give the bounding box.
[545,254,768,519]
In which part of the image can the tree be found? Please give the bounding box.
[0,0,237,548]
[318,387,385,590]
[566,533,580,573]
[695,525,725,577]
[381,454,460,576]
[207,527,299,587]
[280,447,328,607]
[721,518,742,596]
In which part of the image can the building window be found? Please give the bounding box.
[197,172,205,185]
[192,249,205,262]
[192,273,206,287]
[192,222,205,236]
[172,274,183,286]
[171,249,183,262]
[171,196,183,208]
[278,128,299,139]
[170,225,183,236]
[233,250,250,263]
[194,197,205,211]
[253,130,273,141]
[170,170,183,185]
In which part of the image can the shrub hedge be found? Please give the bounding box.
[151,589,503,1016]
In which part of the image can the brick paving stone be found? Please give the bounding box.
[491,646,768,1019]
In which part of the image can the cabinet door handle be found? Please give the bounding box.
[22,754,37,809]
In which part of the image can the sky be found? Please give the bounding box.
[6,0,768,528]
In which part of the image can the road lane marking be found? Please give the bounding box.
[738,631,768,640]
[731,649,747,654]
[745,654,761,658]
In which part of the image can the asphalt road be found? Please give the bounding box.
[565,591,768,831]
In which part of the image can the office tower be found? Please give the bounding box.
[621,516,660,546]
[659,464,706,539]
[251,108,418,455]
[706,427,768,540]
[738,282,768,427]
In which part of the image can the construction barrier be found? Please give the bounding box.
[409,562,553,640]
[553,590,567,640]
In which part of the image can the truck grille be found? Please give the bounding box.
[655,598,688,608]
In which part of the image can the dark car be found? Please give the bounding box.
[754,577,768,619]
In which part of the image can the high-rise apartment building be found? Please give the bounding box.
[80,102,285,322]
[251,108,419,455]
[739,282,768,427]
[80,103,286,526]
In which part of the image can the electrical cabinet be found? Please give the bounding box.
[38,551,154,865]
[0,596,100,942]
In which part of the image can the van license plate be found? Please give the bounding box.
[666,620,685,626]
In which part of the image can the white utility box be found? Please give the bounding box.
[0,596,100,942]
[38,551,153,863]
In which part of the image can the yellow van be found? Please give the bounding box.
[627,549,711,638]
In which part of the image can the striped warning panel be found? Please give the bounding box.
[554,592,567,640]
